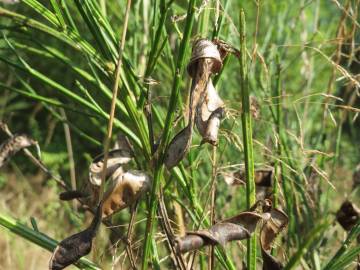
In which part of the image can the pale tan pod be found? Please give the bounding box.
[102,169,151,218]
[89,149,132,186]
[202,107,225,145]
[187,39,222,77]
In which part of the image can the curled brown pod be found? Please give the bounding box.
[175,211,263,253]
[165,39,225,168]
[0,134,37,168]
[260,207,288,270]
[102,169,151,217]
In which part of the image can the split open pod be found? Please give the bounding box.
[165,39,226,169]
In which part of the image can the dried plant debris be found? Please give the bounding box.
[102,169,151,217]
[87,145,150,217]
[59,190,88,201]
[221,171,246,186]
[260,207,288,270]
[175,212,262,253]
[0,134,37,168]
[165,39,225,169]
[336,201,360,231]
[176,199,288,269]
[89,149,132,186]
[222,168,274,199]
[49,204,102,270]
[213,38,241,60]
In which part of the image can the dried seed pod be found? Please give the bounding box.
[200,107,225,145]
[176,223,249,253]
[196,79,224,127]
[102,169,151,217]
[49,204,102,270]
[59,190,88,201]
[231,168,274,199]
[114,134,133,152]
[221,171,246,186]
[187,39,222,77]
[175,212,262,253]
[336,201,360,231]
[164,125,192,169]
[213,38,241,60]
[89,149,132,186]
[165,39,224,168]
[260,208,288,270]
[0,134,36,168]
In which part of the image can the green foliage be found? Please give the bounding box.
[0,0,359,269]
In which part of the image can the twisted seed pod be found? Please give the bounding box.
[89,149,132,186]
[102,169,151,217]
[165,39,224,168]
[175,212,262,253]
[0,134,36,168]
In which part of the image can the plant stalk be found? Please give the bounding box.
[239,9,256,270]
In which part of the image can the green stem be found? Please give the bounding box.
[141,0,197,268]
[239,9,256,270]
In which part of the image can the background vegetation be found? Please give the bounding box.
[0,0,359,269]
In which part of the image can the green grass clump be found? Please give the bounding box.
[0,0,360,269]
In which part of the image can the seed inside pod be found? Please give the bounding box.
[102,169,151,218]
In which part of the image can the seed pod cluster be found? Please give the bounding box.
[165,39,226,169]
[175,199,288,269]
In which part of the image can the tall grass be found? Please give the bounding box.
[0,0,359,269]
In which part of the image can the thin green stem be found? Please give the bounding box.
[141,0,197,268]
[239,9,256,270]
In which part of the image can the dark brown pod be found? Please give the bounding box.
[175,212,262,253]
[49,204,102,270]
[59,190,88,201]
[176,222,250,253]
[336,201,360,231]
[164,125,192,169]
